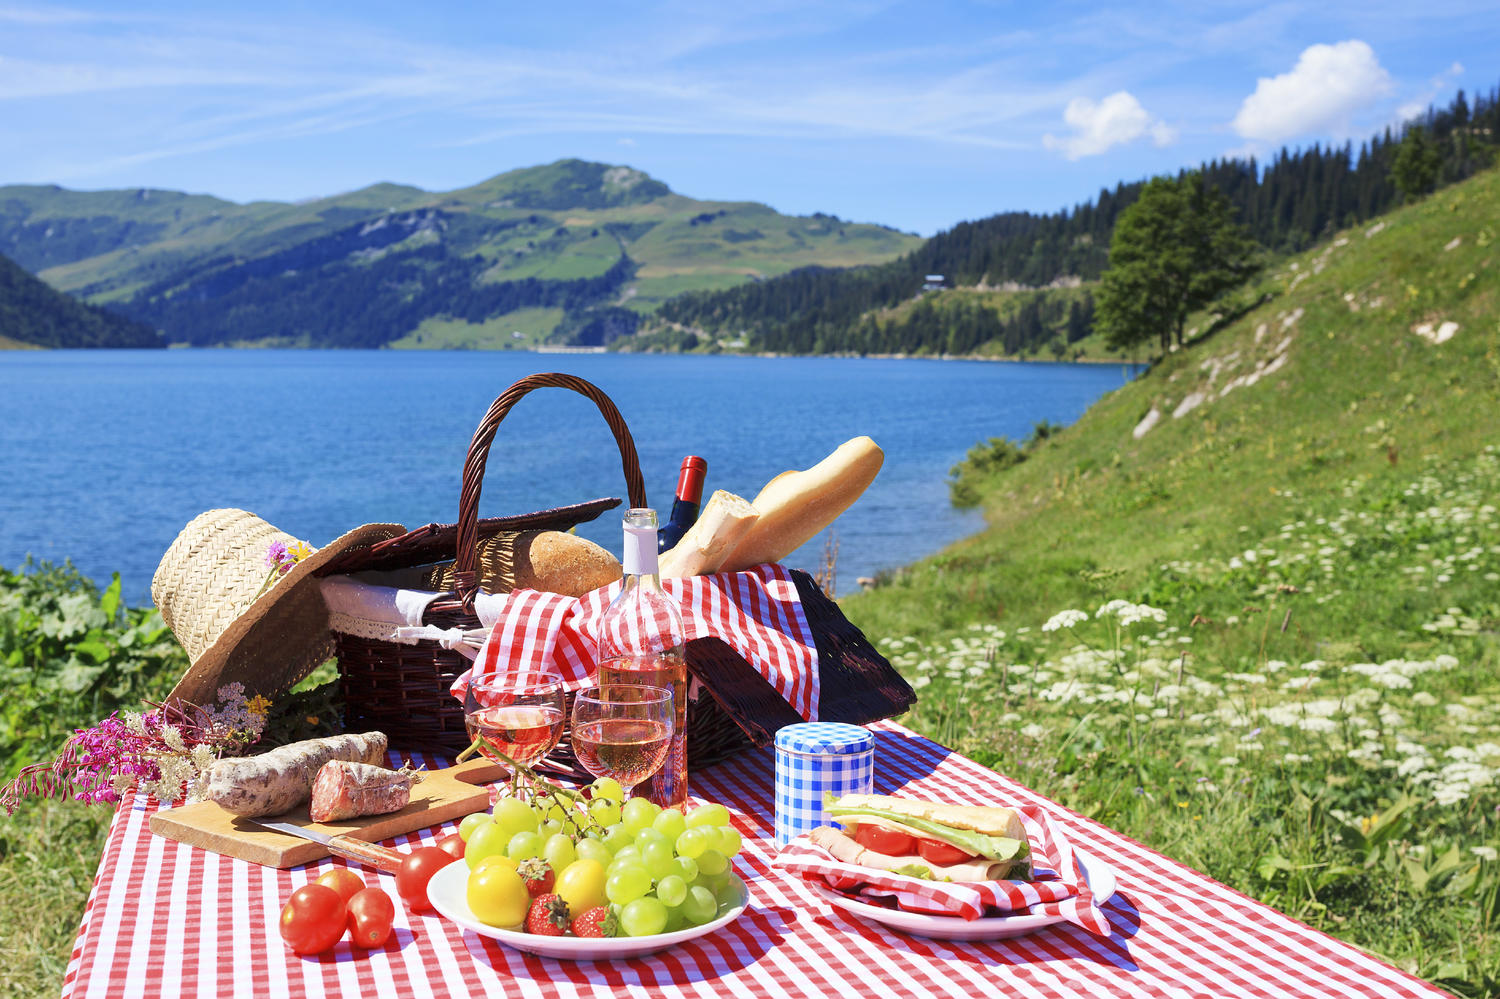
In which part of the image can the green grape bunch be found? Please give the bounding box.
[459,774,746,938]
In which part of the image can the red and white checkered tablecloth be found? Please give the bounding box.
[62,722,1450,999]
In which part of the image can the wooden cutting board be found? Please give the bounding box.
[149,758,506,869]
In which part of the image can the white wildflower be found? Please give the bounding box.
[161,724,187,753]
[1042,609,1089,632]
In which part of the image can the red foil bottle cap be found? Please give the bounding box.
[676,456,707,504]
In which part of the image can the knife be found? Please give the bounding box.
[251,818,407,873]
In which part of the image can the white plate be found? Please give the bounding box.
[427,861,750,960]
[809,848,1116,940]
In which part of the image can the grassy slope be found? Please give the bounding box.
[843,169,1500,993]
[851,169,1498,639]
[388,308,566,349]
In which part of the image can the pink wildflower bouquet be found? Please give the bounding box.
[1,682,269,813]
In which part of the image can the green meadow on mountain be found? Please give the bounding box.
[0,160,918,349]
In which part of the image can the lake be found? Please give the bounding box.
[0,350,1134,605]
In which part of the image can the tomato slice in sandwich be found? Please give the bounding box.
[915,838,974,866]
[852,824,916,856]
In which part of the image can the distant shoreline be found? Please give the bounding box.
[1,342,1137,367]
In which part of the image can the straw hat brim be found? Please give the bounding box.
[166,521,404,708]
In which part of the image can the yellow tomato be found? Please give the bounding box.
[474,854,519,873]
[554,858,608,915]
[466,865,529,928]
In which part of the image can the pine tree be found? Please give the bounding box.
[1392,127,1442,200]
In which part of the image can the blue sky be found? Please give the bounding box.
[2,1,1494,235]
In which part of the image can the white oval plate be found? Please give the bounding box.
[427,861,750,960]
[809,848,1116,940]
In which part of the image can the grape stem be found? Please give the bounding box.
[454,736,604,838]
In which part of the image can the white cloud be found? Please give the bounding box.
[1232,40,1392,143]
[1042,91,1176,160]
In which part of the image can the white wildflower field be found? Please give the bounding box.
[880,447,1500,993]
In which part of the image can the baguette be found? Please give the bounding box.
[658,490,761,577]
[721,436,884,572]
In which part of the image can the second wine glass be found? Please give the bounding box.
[569,684,674,799]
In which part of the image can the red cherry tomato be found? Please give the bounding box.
[852,824,916,856]
[916,838,974,866]
[436,832,466,860]
[346,887,396,948]
[278,884,346,955]
[396,846,454,913]
[315,867,366,904]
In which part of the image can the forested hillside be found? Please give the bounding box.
[659,84,1499,356]
[0,252,159,349]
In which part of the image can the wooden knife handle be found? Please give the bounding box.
[326,835,407,873]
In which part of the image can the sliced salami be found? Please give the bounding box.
[308,760,422,823]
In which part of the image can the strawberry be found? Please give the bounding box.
[517,858,555,898]
[570,905,618,939]
[524,893,571,936]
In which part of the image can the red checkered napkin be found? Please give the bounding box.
[450,563,821,718]
[774,803,1114,937]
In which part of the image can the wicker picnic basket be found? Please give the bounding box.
[316,372,915,772]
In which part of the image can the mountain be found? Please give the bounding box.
[658,83,1499,357]
[0,160,919,348]
[0,251,160,348]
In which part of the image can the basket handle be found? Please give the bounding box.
[454,372,647,609]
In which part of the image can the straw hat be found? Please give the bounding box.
[153,509,405,708]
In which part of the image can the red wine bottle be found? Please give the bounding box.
[657,456,706,552]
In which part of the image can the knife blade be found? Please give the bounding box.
[252,818,406,873]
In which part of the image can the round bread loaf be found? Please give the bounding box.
[429,530,621,596]
[513,530,622,595]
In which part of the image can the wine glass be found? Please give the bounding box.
[569,684,674,799]
[462,669,566,769]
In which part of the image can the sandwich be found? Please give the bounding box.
[808,793,1031,882]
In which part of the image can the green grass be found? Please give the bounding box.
[843,168,1500,995]
[389,308,566,349]
[0,799,114,997]
[625,271,764,312]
